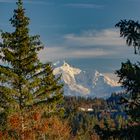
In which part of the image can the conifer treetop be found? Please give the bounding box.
[0,0,63,114]
[17,0,23,8]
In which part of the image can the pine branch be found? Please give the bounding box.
[0,65,18,80]
[32,95,62,107]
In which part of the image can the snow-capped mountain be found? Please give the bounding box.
[53,61,122,98]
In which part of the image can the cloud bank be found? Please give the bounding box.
[38,46,113,62]
[38,28,127,62]
[64,28,126,47]
[0,27,128,63]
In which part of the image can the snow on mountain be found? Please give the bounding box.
[53,61,90,96]
[53,61,122,98]
[93,71,119,87]
[103,73,121,86]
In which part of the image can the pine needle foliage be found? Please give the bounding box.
[0,0,63,117]
[115,20,140,123]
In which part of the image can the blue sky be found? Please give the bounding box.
[0,0,140,73]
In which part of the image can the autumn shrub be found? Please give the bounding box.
[44,116,71,140]
[0,109,71,140]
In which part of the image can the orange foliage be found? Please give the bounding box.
[0,131,9,140]
[42,116,71,140]
[41,120,49,133]
[8,114,21,130]
[32,112,41,121]
[1,108,71,140]
[2,109,44,139]
[21,130,35,140]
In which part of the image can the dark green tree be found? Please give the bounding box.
[116,19,140,139]
[116,60,140,122]
[115,19,140,54]
[0,0,63,136]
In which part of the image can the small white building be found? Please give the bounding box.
[79,107,93,112]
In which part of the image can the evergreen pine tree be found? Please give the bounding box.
[115,20,140,122]
[0,0,63,135]
[116,19,140,139]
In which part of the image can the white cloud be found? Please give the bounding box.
[0,27,129,63]
[38,46,114,62]
[64,28,126,47]
[63,3,103,9]
[38,28,130,62]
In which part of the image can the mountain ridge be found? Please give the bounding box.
[53,61,122,98]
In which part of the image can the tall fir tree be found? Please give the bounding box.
[115,20,140,122]
[0,0,63,133]
[115,19,140,139]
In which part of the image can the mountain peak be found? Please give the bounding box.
[53,61,122,98]
[53,61,89,95]
[95,70,101,76]
[63,60,69,67]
